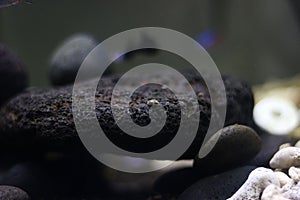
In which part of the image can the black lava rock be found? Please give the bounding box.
[49,33,100,86]
[177,166,257,200]
[0,44,28,107]
[0,73,254,159]
[0,185,30,200]
[194,124,261,173]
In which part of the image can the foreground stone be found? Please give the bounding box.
[0,185,30,200]
[178,166,257,200]
[0,159,108,199]
[194,124,261,173]
[0,74,254,159]
[247,130,296,167]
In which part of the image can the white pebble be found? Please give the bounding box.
[295,140,300,148]
[288,166,300,182]
[279,143,291,150]
[270,147,300,169]
[274,171,292,187]
[281,181,300,199]
[261,184,289,200]
[227,167,279,200]
[281,178,296,194]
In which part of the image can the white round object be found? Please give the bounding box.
[253,97,299,135]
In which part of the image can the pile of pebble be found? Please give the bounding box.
[227,141,300,200]
[0,34,297,199]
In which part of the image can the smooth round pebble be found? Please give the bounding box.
[0,44,28,107]
[49,33,101,86]
[194,124,261,173]
[177,166,257,200]
[0,185,30,200]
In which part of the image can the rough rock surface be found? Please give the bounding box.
[0,73,254,159]
[227,167,280,200]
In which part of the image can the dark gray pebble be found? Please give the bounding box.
[49,33,101,86]
[155,127,260,196]
[0,73,254,159]
[194,124,261,173]
[0,44,28,107]
[0,185,30,200]
[177,166,257,200]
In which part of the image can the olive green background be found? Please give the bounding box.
[0,0,299,87]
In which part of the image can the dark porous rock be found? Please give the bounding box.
[0,185,30,200]
[49,33,101,86]
[0,73,254,159]
[247,130,296,167]
[194,125,261,174]
[0,44,28,107]
[177,166,257,200]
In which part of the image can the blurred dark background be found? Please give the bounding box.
[0,0,299,87]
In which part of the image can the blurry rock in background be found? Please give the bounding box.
[253,74,300,138]
[49,33,100,86]
[1,0,299,87]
